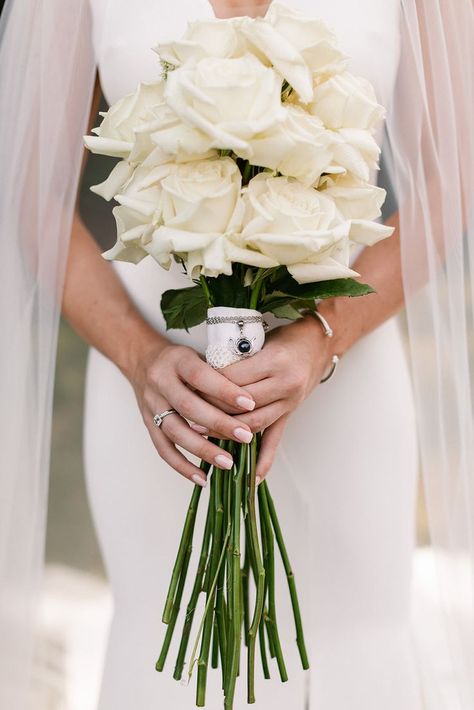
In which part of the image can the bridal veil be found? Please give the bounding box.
[0,1,472,708]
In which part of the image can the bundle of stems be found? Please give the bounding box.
[155,435,309,708]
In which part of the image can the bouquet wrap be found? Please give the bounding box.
[206,307,266,369]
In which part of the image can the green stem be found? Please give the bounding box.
[187,522,230,686]
[200,275,212,306]
[162,479,205,624]
[212,617,219,669]
[155,535,193,671]
[215,480,228,687]
[224,455,234,694]
[259,484,288,682]
[242,545,250,647]
[196,468,225,706]
[249,271,265,310]
[224,444,245,709]
[265,612,276,659]
[245,509,272,676]
[263,481,310,670]
[258,621,270,679]
[172,504,212,680]
[246,439,265,704]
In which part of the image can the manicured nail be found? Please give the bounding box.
[255,476,261,485]
[190,422,209,434]
[192,474,207,487]
[215,454,234,470]
[234,427,253,444]
[236,395,255,411]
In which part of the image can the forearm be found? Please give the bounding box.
[62,212,167,379]
[314,210,403,356]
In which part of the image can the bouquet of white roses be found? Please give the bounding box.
[84,4,393,707]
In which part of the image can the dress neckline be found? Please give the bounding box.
[200,0,275,20]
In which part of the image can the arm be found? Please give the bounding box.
[216,209,403,479]
[63,76,258,486]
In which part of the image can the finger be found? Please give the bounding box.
[220,351,274,387]
[159,377,254,444]
[161,415,234,470]
[147,425,208,486]
[243,377,290,408]
[237,401,287,434]
[197,392,241,414]
[200,376,280,413]
[256,415,289,482]
[178,357,256,412]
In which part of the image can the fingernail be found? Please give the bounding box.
[190,422,209,434]
[236,395,255,411]
[234,427,253,444]
[255,476,261,485]
[192,474,207,487]
[215,454,234,470]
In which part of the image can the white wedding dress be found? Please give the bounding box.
[84,1,422,708]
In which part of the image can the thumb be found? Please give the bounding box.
[256,414,289,483]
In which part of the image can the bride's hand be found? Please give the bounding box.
[209,317,335,480]
[130,342,256,486]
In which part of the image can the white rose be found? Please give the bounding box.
[319,173,394,246]
[164,54,285,153]
[148,157,245,276]
[265,3,348,78]
[90,160,134,201]
[239,17,313,103]
[230,173,358,282]
[83,80,165,158]
[331,128,381,182]
[101,164,172,266]
[310,72,385,130]
[319,173,386,220]
[115,164,170,219]
[144,102,219,162]
[102,205,153,265]
[156,18,247,66]
[240,105,334,186]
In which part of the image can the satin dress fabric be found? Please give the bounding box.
[84,1,423,707]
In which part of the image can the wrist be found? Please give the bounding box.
[314,297,357,357]
[299,311,334,366]
[118,318,169,384]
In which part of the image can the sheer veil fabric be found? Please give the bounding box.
[383,3,474,708]
[0,1,473,708]
[0,1,96,707]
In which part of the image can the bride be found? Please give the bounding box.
[0,1,473,709]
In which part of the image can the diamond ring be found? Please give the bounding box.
[153,409,178,427]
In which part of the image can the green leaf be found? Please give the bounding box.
[269,304,303,320]
[161,286,208,331]
[205,268,251,308]
[267,270,375,300]
[261,296,315,317]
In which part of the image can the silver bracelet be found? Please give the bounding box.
[320,355,340,383]
[302,309,339,383]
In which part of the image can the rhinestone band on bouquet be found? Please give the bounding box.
[84,4,393,707]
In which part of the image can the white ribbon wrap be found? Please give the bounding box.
[206,306,266,369]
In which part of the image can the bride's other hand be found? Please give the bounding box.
[222,316,333,420]
[206,316,336,479]
[129,342,256,485]
[229,316,341,480]
[218,316,334,482]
